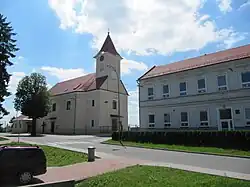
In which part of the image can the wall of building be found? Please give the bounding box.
[139,58,250,130]
[11,120,31,133]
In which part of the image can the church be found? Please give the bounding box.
[37,33,128,134]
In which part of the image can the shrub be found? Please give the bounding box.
[112,131,250,151]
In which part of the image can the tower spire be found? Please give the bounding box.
[93,32,122,59]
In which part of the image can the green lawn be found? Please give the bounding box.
[77,165,250,187]
[104,140,250,158]
[0,137,8,141]
[0,142,88,167]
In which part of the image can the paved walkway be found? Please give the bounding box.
[37,157,145,183]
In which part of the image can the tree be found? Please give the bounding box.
[0,14,19,119]
[14,73,51,136]
[9,116,15,123]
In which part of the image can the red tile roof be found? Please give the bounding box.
[49,73,129,96]
[94,32,122,58]
[139,44,250,80]
[50,73,98,95]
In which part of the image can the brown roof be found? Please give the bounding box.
[94,32,122,58]
[139,44,250,80]
[13,115,31,121]
[49,73,128,96]
[50,73,103,95]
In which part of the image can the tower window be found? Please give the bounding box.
[100,55,104,61]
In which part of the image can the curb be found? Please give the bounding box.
[101,142,250,159]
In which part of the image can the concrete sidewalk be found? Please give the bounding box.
[37,157,144,183]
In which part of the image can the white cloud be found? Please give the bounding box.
[12,56,24,65]
[239,0,250,10]
[217,0,232,13]
[48,0,243,56]
[216,28,248,49]
[128,89,139,126]
[8,72,26,94]
[121,59,148,75]
[41,66,87,81]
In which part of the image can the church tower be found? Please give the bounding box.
[94,32,122,80]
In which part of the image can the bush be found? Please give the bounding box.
[113,131,250,151]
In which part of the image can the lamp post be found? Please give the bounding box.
[107,64,122,134]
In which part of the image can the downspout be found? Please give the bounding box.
[73,93,77,134]
[137,80,141,128]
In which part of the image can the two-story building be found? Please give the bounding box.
[138,44,250,131]
[37,33,128,134]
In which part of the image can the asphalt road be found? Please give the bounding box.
[4,134,250,175]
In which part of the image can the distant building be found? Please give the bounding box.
[11,115,33,134]
[37,33,128,134]
[137,44,250,131]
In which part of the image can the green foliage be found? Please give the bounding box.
[14,73,51,136]
[112,131,250,151]
[0,14,19,118]
[9,116,15,123]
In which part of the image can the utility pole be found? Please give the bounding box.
[107,65,123,142]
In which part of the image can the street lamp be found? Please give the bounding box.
[107,64,122,136]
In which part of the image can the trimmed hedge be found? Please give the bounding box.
[112,131,250,151]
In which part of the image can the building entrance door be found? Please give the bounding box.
[218,108,234,131]
[112,119,118,131]
[51,121,55,134]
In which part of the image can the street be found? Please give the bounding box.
[5,134,250,175]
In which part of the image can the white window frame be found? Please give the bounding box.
[179,82,187,96]
[244,108,250,126]
[241,71,250,88]
[180,112,189,127]
[164,113,171,128]
[162,84,170,98]
[148,113,155,128]
[217,74,228,91]
[199,110,209,127]
[197,77,206,93]
[148,87,154,100]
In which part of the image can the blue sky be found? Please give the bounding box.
[1,0,250,126]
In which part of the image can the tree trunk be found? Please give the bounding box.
[31,118,37,137]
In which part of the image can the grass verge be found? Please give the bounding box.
[77,165,250,187]
[0,137,8,141]
[104,139,250,158]
[0,142,88,167]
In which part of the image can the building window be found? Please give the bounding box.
[180,112,188,127]
[19,123,21,128]
[241,72,250,88]
[148,114,155,128]
[66,101,71,110]
[100,63,104,72]
[163,85,169,98]
[112,100,117,109]
[200,111,208,127]
[197,78,206,93]
[92,100,95,107]
[245,108,250,126]
[148,88,154,100]
[52,103,56,111]
[91,120,94,127]
[179,82,187,96]
[164,113,171,127]
[15,124,17,128]
[217,75,227,91]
